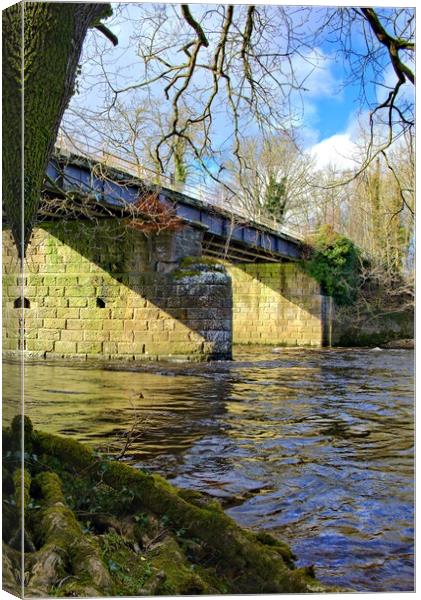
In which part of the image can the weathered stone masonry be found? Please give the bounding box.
[3,219,330,361]
[227,263,329,347]
[2,221,232,361]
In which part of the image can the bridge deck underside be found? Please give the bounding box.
[44,157,302,263]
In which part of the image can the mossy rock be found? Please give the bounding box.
[180,255,221,268]
[2,416,343,596]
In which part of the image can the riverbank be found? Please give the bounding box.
[3,416,341,597]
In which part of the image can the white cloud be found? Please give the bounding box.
[284,48,343,144]
[308,132,359,172]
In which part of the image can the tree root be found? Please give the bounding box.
[33,429,317,593]
[2,417,344,596]
[2,542,23,597]
[25,472,111,597]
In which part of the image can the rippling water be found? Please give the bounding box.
[3,347,414,592]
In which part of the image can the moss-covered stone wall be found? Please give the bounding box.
[226,262,327,347]
[2,221,232,361]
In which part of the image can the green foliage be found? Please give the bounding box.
[264,174,288,221]
[302,226,361,305]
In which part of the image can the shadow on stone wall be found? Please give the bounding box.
[2,220,233,361]
[3,218,329,360]
[224,262,326,347]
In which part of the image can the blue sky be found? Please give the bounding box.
[63,1,415,174]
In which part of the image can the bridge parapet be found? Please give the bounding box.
[51,139,304,241]
[43,149,304,264]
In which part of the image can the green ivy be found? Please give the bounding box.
[301,225,361,305]
[263,174,290,222]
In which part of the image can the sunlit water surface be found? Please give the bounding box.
[3,347,414,592]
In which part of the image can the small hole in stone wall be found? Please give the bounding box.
[14,297,30,309]
[96,297,106,308]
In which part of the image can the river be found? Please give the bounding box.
[3,346,414,592]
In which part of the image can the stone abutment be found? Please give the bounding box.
[2,220,330,361]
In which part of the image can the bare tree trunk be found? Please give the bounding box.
[2,2,111,257]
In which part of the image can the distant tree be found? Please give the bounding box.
[223,133,313,225]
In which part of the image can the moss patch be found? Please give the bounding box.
[180,255,220,267]
[3,416,342,596]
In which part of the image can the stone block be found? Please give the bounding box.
[26,339,54,352]
[166,331,191,342]
[65,319,84,330]
[109,330,133,342]
[36,307,57,319]
[65,286,96,297]
[78,276,99,286]
[133,331,154,343]
[59,276,79,286]
[22,286,37,297]
[7,286,22,298]
[44,263,66,273]
[54,341,77,354]
[118,342,145,354]
[34,286,49,297]
[43,318,66,329]
[148,320,164,332]
[136,307,160,320]
[37,329,60,341]
[65,263,87,273]
[103,341,118,354]
[126,295,148,308]
[48,286,65,297]
[80,319,103,331]
[96,285,120,298]
[79,308,111,319]
[55,308,79,319]
[68,297,88,308]
[1,338,16,350]
[41,275,56,286]
[126,320,149,332]
[83,330,109,342]
[152,331,169,342]
[111,308,134,319]
[43,297,68,307]
[103,320,124,331]
[60,329,82,342]
[199,330,230,343]
[188,331,204,343]
[77,341,103,354]
[23,318,44,330]
[144,341,182,355]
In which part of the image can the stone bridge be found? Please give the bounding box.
[2,152,333,361]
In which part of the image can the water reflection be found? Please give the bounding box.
[3,362,232,462]
[2,347,414,592]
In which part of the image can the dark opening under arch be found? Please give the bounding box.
[14,297,30,309]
